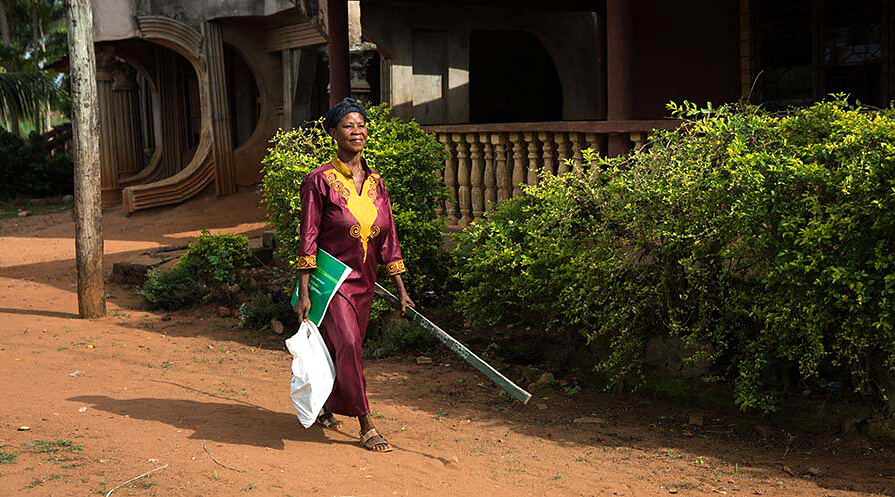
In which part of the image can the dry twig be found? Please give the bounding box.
[203,441,245,473]
[105,464,168,497]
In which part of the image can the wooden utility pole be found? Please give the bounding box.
[65,0,105,318]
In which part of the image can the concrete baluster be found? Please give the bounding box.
[570,133,584,175]
[555,132,570,174]
[435,134,446,218]
[509,132,525,197]
[467,133,484,222]
[494,133,510,202]
[539,132,555,176]
[523,132,540,186]
[454,133,472,226]
[440,134,458,226]
[481,132,497,212]
[631,131,647,151]
[584,132,602,178]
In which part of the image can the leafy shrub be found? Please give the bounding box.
[453,97,895,414]
[141,265,200,310]
[141,231,252,311]
[364,316,439,359]
[0,129,73,200]
[238,291,297,330]
[180,230,251,284]
[261,104,447,294]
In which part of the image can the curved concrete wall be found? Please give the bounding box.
[221,23,282,187]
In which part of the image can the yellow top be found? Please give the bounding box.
[325,156,381,263]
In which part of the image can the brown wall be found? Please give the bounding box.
[631,0,741,120]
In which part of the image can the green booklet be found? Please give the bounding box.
[291,249,352,327]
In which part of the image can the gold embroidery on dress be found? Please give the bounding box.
[385,259,406,276]
[297,255,317,269]
[326,158,381,262]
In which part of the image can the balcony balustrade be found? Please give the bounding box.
[424,120,680,227]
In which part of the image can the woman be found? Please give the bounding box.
[294,98,414,452]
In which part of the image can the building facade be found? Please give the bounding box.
[85,0,893,217]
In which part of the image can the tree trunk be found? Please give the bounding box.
[0,0,19,135]
[65,0,106,318]
[35,1,50,132]
[31,0,46,132]
[0,0,10,46]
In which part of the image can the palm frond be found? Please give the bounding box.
[0,70,57,123]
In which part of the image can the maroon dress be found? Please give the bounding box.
[297,157,406,417]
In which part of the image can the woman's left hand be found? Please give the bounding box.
[398,291,415,318]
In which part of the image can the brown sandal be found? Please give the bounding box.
[316,411,343,429]
[360,428,393,452]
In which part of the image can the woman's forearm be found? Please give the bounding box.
[391,273,408,296]
[298,270,311,297]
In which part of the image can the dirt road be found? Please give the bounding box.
[0,190,892,496]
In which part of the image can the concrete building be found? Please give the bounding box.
[359,0,890,226]
[81,0,889,219]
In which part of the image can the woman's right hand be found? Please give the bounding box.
[294,293,311,322]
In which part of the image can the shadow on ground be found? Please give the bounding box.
[4,191,893,496]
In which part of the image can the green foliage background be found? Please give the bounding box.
[0,128,72,199]
[453,98,895,413]
[261,104,447,294]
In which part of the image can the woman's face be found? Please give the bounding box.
[331,112,367,154]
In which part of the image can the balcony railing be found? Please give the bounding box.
[423,120,681,227]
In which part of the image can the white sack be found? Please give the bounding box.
[286,321,335,428]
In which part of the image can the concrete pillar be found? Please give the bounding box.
[327,0,351,105]
[95,47,120,207]
[110,62,144,179]
[204,21,237,195]
[156,48,187,178]
[606,0,634,157]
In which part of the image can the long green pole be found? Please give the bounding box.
[374,283,532,404]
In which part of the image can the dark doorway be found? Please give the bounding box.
[224,44,260,148]
[469,29,563,123]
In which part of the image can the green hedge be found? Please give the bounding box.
[261,104,447,294]
[0,129,72,200]
[453,98,895,414]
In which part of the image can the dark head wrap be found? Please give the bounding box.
[324,97,368,130]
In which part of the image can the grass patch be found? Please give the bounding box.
[0,451,16,464]
[0,202,70,220]
[28,440,83,454]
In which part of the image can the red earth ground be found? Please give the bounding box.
[0,189,893,497]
